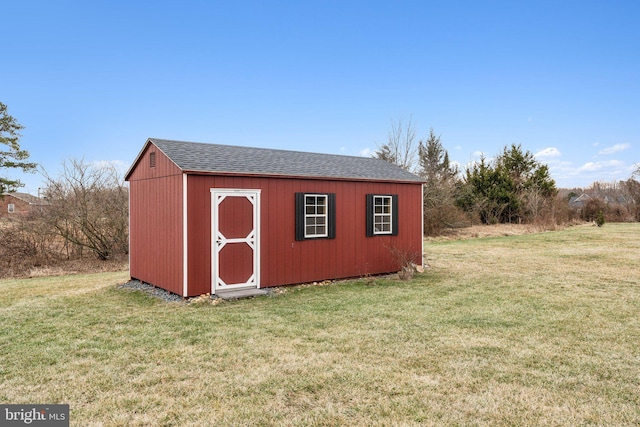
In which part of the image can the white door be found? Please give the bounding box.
[211,189,260,293]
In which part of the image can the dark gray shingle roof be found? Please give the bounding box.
[145,138,424,183]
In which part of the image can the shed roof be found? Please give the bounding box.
[127,138,425,183]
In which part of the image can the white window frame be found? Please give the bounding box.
[304,194,328,238]
[373,195,393,235]
[7,203,15,214]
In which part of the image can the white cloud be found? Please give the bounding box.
[576,160,625,173]
[454,145,462,151]
[359,147,373,157]
[472,150,484,158]
[548,158,636,188]
[534,147,561,159]
[91,159,127,167]
[91,159,130,175]
[576,162,599,173]
[598,143,630,155]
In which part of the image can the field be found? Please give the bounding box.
[1,223,639,426]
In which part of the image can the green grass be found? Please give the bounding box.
[1,223,639,426]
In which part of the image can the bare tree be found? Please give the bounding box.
[522,188,549,222]
[43,159,128,260]
[620,178,640,221]
[375,117,419,172]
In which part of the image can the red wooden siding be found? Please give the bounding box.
[218,196,253,239]
[185,174,422,296]
[219,243,253,284]
[128,144,184,295]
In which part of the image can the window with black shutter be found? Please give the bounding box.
[295,193,336,240]
[366,194,398,236]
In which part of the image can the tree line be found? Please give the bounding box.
[375,118,640,235]
[2,102,639,275]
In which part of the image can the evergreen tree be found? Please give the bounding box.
[418,128,461,234]
[458,144,557,224]
[0,102,37,193]
[418,128,457,182]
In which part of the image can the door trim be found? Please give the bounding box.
[210,189,261,294]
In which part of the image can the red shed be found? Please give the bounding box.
[125,138,424,297]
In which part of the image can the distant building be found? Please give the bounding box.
[0,192,48,218]
[568,193,591,210]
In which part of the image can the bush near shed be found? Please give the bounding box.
[0,159,129,278]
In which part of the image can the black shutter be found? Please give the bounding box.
[328,193,336,239]
[366,194,374,237]
[391,194,399,236]
[295,192,305,241]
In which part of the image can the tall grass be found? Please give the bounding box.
[0,223,638,426]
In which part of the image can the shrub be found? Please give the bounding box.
[0,216,59,277]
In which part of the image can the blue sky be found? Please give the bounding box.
[3,0,639,194]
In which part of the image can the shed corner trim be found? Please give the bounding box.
[182,173,188,297]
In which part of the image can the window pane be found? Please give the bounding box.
[371,195,393,235]
[303,194,329,238]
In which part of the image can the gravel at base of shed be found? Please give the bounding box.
[119,272,406,304]
[119,280,184,303]
[119,280,273,303]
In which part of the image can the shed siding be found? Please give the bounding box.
[128,145,184,295]
[185,174,422,296]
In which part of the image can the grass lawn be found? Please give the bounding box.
[1,223,639,426]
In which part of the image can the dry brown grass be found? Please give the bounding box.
[32,256,129,275]
[428,222,571,241]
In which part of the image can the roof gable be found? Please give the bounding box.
[2,192,46,205]
[127,138,424,183]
